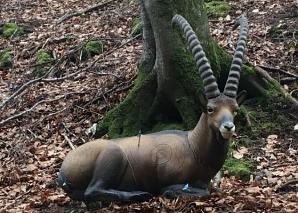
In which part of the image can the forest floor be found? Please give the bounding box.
[0,0,297,212]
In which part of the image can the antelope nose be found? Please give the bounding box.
[224,122,235,131]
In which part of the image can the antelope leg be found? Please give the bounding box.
[84,144,152,202]
[161,184,210,198]
[86,188,152,202]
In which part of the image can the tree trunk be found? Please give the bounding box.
[96,0,269,138]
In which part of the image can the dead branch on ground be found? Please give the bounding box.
[258,65,298,79]
[62,134,76,150]
[55,0,115,24]
[255,66,298,109]
[0,92,82,126]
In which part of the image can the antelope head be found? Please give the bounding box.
[173,15,249,140]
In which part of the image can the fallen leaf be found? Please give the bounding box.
[245,186,261,194]
[232,146,248,159]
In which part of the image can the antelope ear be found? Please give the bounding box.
[199,93,208,112]
[236,90,247,105]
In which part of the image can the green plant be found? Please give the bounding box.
[33,49,54,76]
[0,49,13,69]
[2,23,24,38]
[223,157,252,180]
[205,1,231,18]
[81,40,104,60]
[131,17,143,36]
[36,49,53,65]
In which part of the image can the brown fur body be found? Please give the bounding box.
[58,14,248,205]
[59,95,238,202]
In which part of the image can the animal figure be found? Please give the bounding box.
[57,14,249,206]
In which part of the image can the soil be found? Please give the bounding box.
[0,0,297,212]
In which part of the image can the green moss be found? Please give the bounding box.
[2,22,24,38]
[34,49,54,76]
[82,40,104,60]
[0,49,13,69]
[131,17,143,36]
[205,1,231,18]
[96,71,157,138]
[36,49,53,65]
[235,95,296,145]
[223,157,252,180]
[242,65,256,76]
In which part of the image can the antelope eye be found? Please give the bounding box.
[207,106,214,114]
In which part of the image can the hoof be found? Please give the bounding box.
[129,192,153,202]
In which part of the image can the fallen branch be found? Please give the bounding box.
[34,107,68,125]
[62,134,76,150]
[255,66,298,109]
[0,66,86,111]
[84,75,136,107]
[275,179,298,192]
[0,56,67,111]
[0,34,140,112]
[0,78,43,111]
[0,97,62,126]
[62,122,85,143]
[280,77,297,84]
[55,0,115,24]
[259,65,298,79]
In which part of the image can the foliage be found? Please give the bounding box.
[1,22,24,38]
[205,1,231,18]
[34,49,54,76]
[131,17,143,36]
[36,49,53,65]
[81,39,104,60]
[223,156,252,180]
[0,49,13,69]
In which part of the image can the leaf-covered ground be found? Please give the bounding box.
[0,0,297,212]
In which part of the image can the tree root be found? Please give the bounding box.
[255,66,298,109]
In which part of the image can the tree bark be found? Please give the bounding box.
[96,0,269,138]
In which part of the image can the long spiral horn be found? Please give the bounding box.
[172,14,220,99]
[223,15,249,98]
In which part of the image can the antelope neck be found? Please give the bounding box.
[188,113,213,161]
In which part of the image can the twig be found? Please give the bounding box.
[0,78,43,111]
[280,77,297,84]
[255,66,298,109]
[84,76,136,107]
[0,34,139,112]
[74,105,101,116]
[259,65,298,79]
[0,96,64,126]
[62,134,76,150]
[0,65,85,111]
[62,122,84,143]
[89,71,120,79]
[42,69,86,82]
[275,179,298,192]
[35,107,68,125]
[0,57,64,111]
[55,0,115,24]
